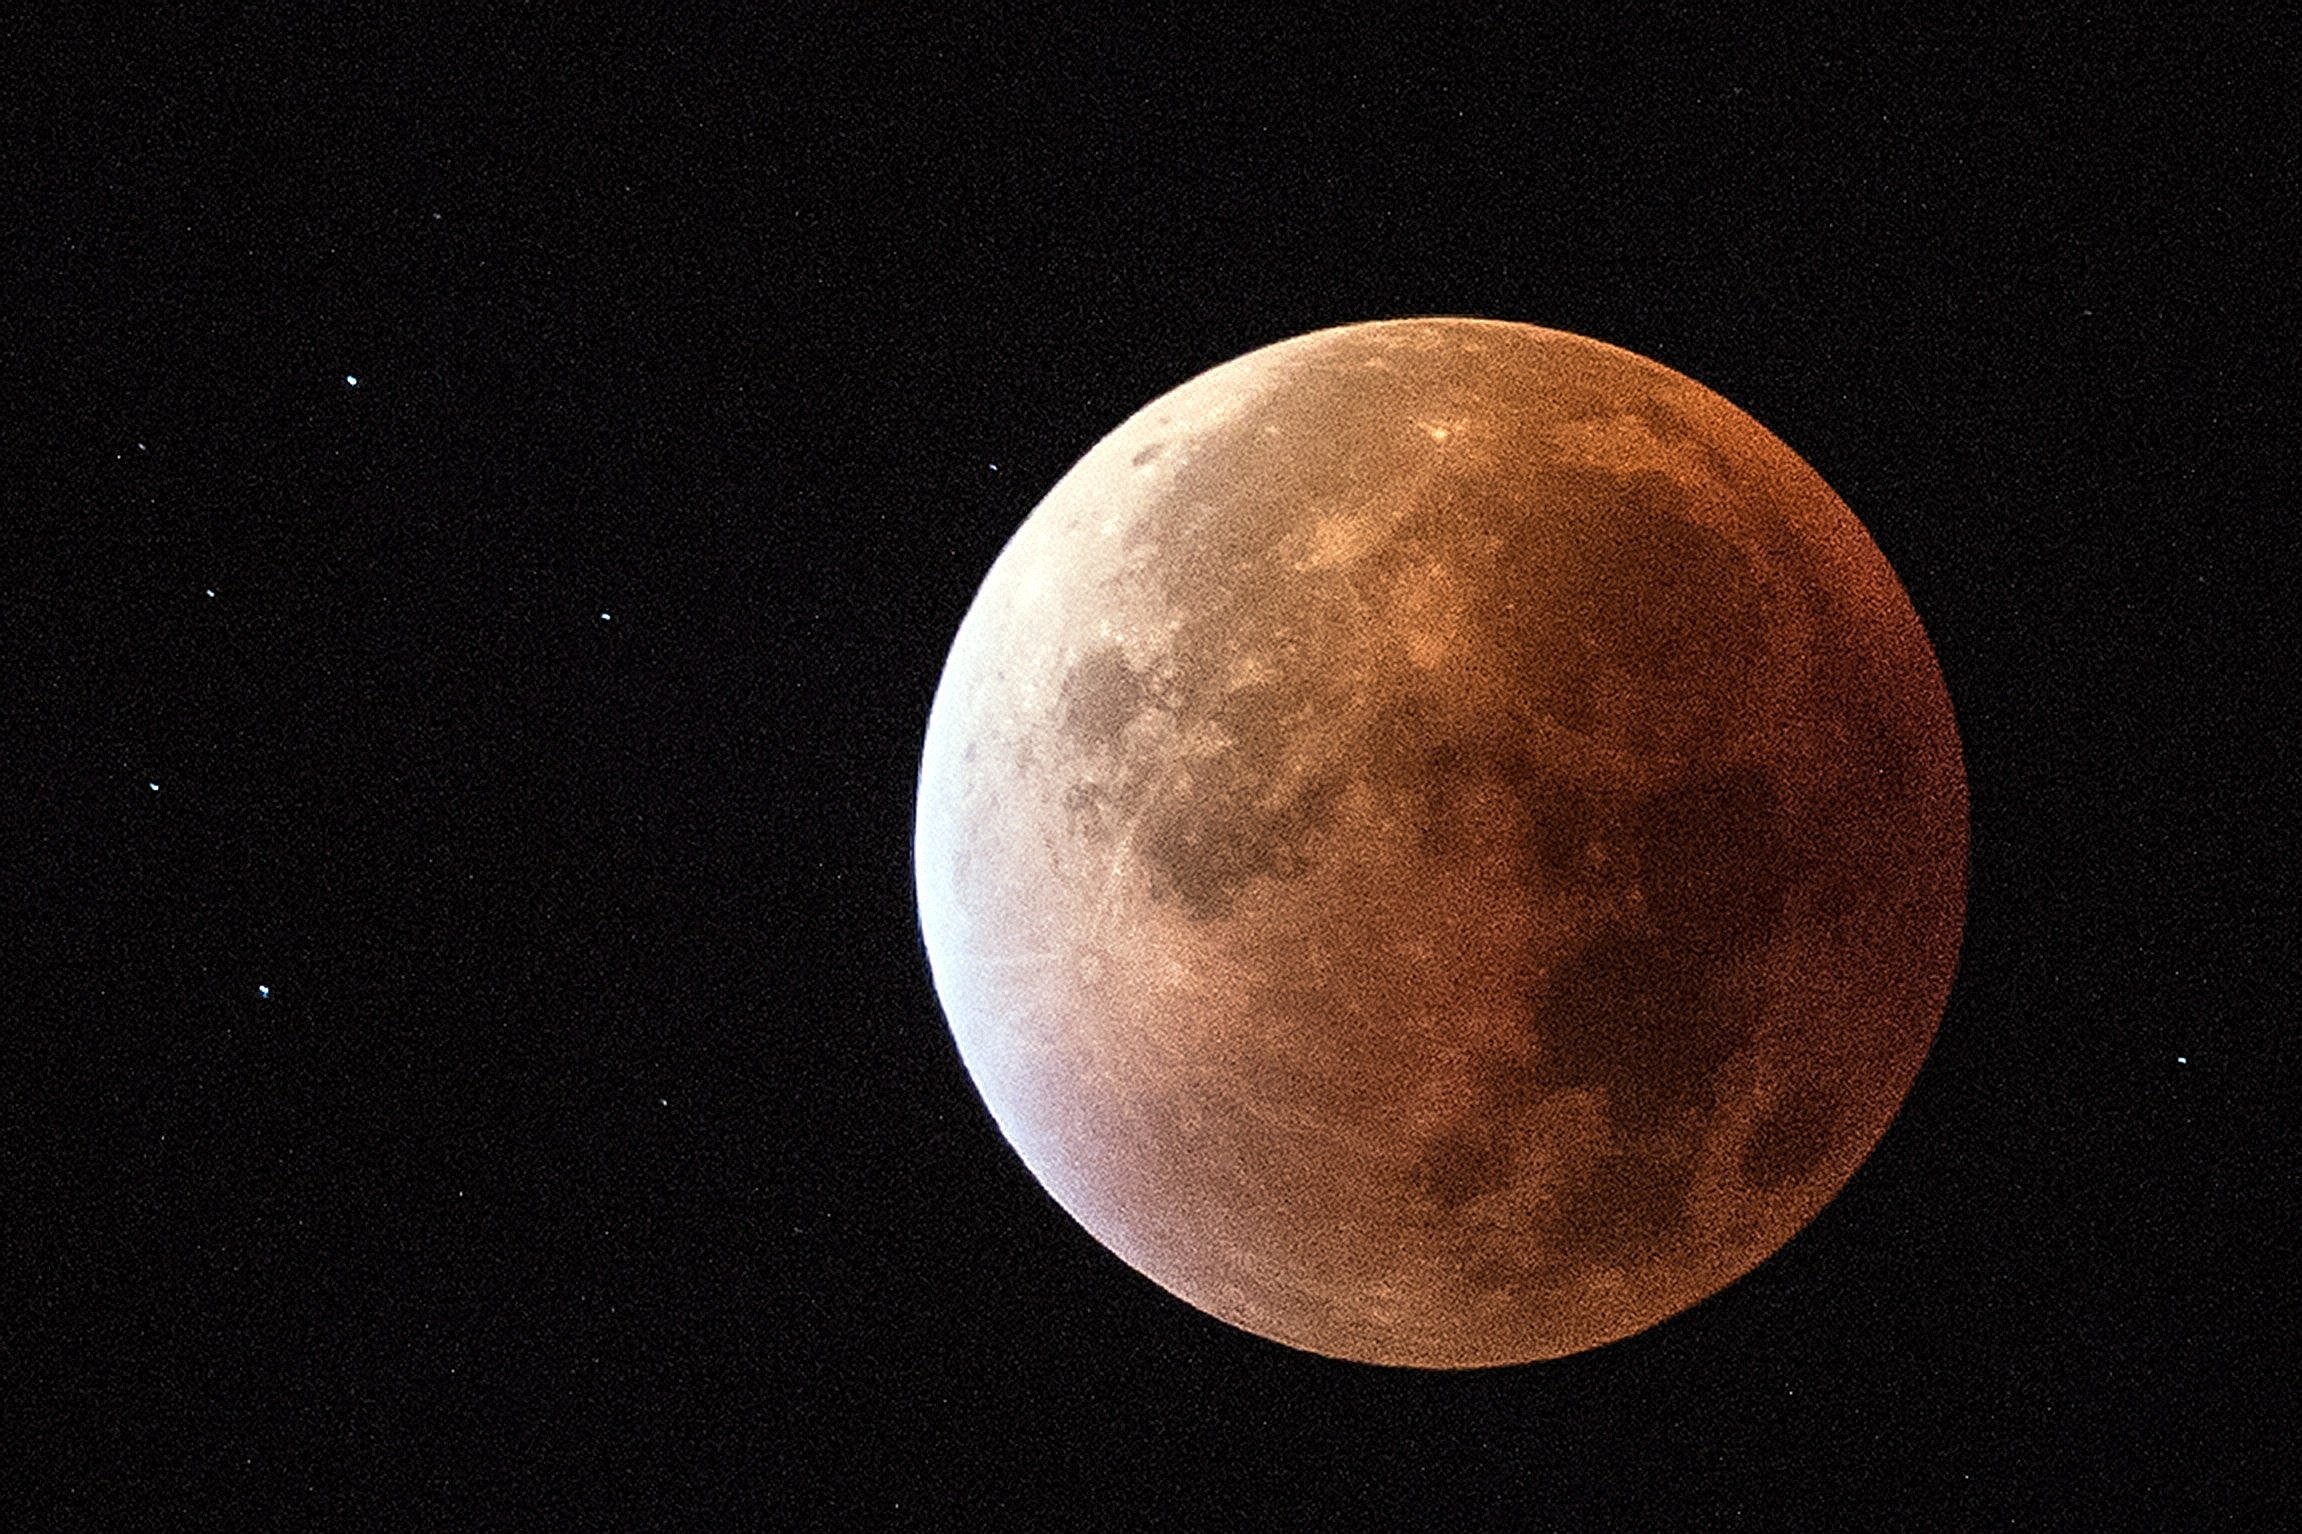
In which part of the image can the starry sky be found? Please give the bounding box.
[9,9,2292,1527]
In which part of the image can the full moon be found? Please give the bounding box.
[915,318,1966,1367]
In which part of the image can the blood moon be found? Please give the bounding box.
[915,318,1966,1368]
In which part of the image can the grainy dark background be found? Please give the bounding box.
[7,9,2292,1526]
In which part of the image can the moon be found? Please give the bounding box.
[915,318,1966,1368]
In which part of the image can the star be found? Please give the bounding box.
[147,782,159,792]
[344,374,360,387]
[599,611,612,622]
[257,984,271,999]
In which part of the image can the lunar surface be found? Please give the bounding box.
[915,318,1966,1367]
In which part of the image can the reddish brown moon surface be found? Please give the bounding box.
[915,318,1966,1368]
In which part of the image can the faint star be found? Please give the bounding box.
[600,611,612,621]
[205,589,215,597]
[345,374,359,387]
[147,782,159,792]
[2177,1056,2187,1064]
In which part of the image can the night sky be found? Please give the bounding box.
[10,11,2291,1527]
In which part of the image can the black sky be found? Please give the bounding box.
[8,9,2293,1527]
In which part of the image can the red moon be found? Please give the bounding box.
[915,318,1966,1367]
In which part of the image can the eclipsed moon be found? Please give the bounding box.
[915,318,1966,1368]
